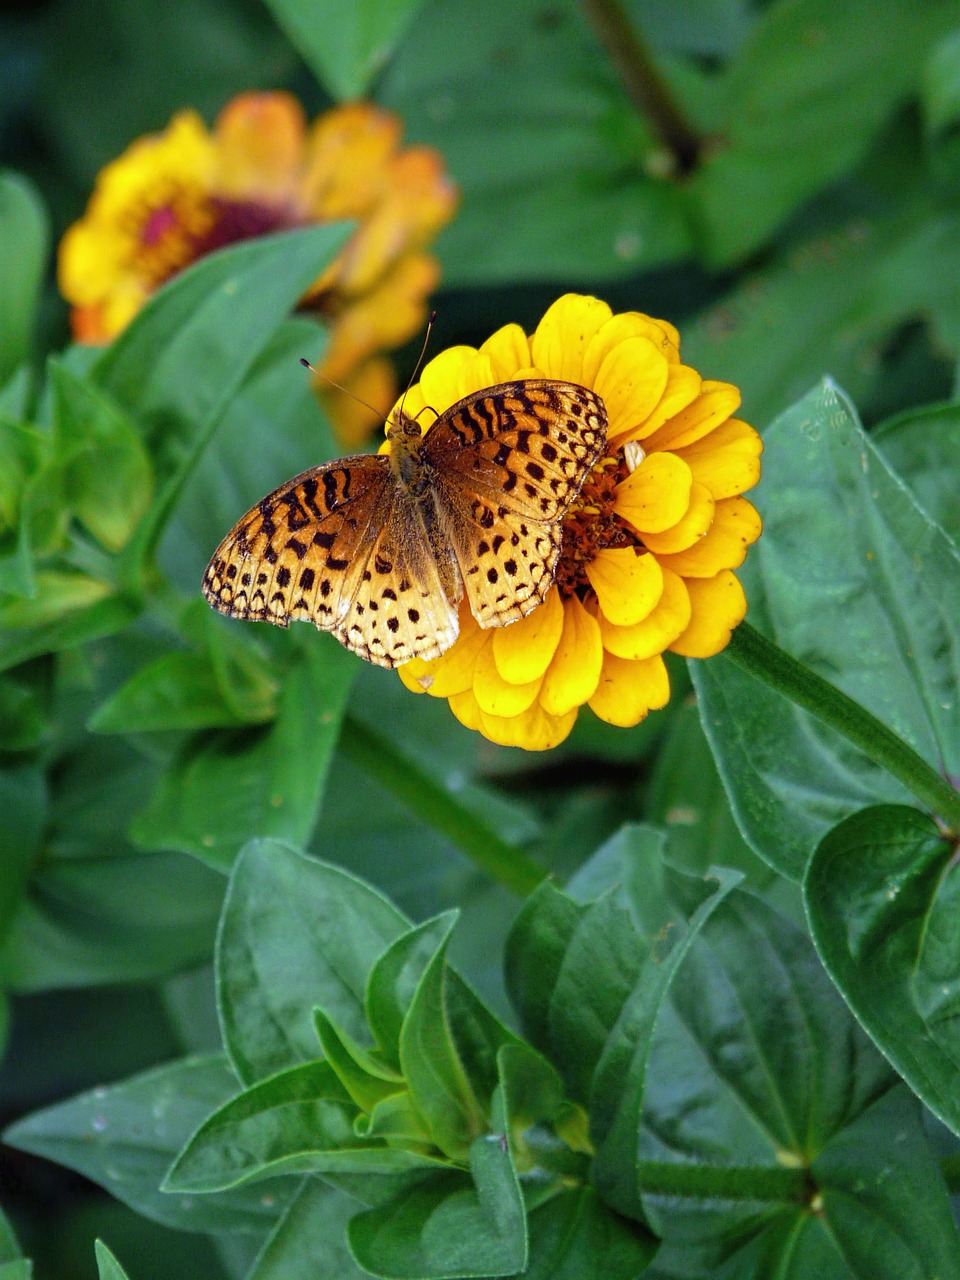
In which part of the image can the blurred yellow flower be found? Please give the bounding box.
[58,92,458,444]
[395,294,762,750]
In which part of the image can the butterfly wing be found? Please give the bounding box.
[202,454,459,667]
[421,380,607,628]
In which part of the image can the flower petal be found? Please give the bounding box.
[480,323,532,381]
[491,587,564,684]
[585,548,664,627]
[640,483,716,554]
[399,610,490,698]
[598,569,691,660]
[214,92,305,199]
[614,452,694,534]
[530,294,612,383]
[674,417,762,500]
[669,570,747,657]
[616,362,702,444]
[593,337,670,442]
[643,381,742,452]
[417,346,494,416]
[302,102,401,219]
[448,688,485,732]
[474,643,542,715]
[588,652,670,727]
[582,312,679,385]
[479,701,578,750]
[540,594,604,716]
[656,496,762,577]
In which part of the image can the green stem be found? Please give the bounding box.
[636,1159,809,1203]
[578,0,702,175]
[726,622,960,835]
[340,716,547,897]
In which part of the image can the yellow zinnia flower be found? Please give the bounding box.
[58,92,459,444]
[395,294,762,751]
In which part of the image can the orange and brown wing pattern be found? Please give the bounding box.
[423,380,607,522]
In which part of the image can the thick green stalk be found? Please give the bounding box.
[340,716,547,897]
[726,622,960,835]
[637,1159,809,1203]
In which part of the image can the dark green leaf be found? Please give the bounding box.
[0,763,45,947]
[366,912,460,1071]
[248,1181,369,1280]
[130,637,354,869]
[94,1241,131,1280]
[806,804,960,1134]
[0,673,46,751]
[923,28,960,134]
[694,379,960,877]
[689,0,960,263]
[0,172,48,384]
[812,1086,960,1278]
[3,1056,296,1233]
[874,400,960,547]
[264,0,426,99]
[380,0,691,285]
[217,840,408,1085]
[524,1187,655,1280]
[348,1136,527,1279]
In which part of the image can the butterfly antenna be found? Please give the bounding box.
[399,310,437,422]
[299,358,382,419]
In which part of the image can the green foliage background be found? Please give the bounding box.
[2,1,960,1278]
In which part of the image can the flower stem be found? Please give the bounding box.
[339,716,547,897]
[578,0,702,175]
[636,1159,809,1204]
[725,622,960,835]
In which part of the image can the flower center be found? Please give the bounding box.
[555,451,646,599]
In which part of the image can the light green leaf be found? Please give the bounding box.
[94,1241,131,1280]
[0,172,48,384]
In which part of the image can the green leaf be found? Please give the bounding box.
[523,1187,655,1280]
[50,362,153,552]
[94,1241,131,1280]
[811,1086,960,1278]
[348,1136,527,1279]
[693,379,960,877]
[380,0,691,285]
[0,585,138,675]
[923,27,960,134]
[688,0,960,263]
[0,1264,31,1280]
[874,400,960,547]
[0,1208,23,1265]
[366,912,461,1071]
[0,673,46,751]
[92,224,348,467]
[89,644,276,734]
[2,1056,296,1233]
[313,1009,405,1114]
[248,1181,369,1280]
[0,171,48,384]
[217,840,409,1085]
[130,637,353,869]
[264,0,426,99]
[0,763,45,947]
[165,1061,365,1191]
[805,804,960,1134]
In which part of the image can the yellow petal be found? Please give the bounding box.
[478,701,578,750]
[669,570,747,658]
[614,452,694,534]
[641,483,716,555]
[474,643,542,715]
[480,324,532,381]
[674,418,762,500]
[400,611,490,698]
[598,569,691,660]
[582,312,679,386]
[588,652,670,726]
[540,594,604,716]
[530,294,612,383]
[416,347,493,416]
[214,92,305,200]
[643,381,742,452]
[302,102,401,219]
[593,337,670,442]
[491,587,564,683]
[585,548,663,627]
[657,496,762,578]
[448,688,485,732]
[615,362,702,445]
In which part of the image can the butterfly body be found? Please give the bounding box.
[203,380,607,668]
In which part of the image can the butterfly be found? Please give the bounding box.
[202,380,607,668]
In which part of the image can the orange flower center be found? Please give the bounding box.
[555,451,646,598]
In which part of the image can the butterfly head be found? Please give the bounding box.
[386,406,426,443]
